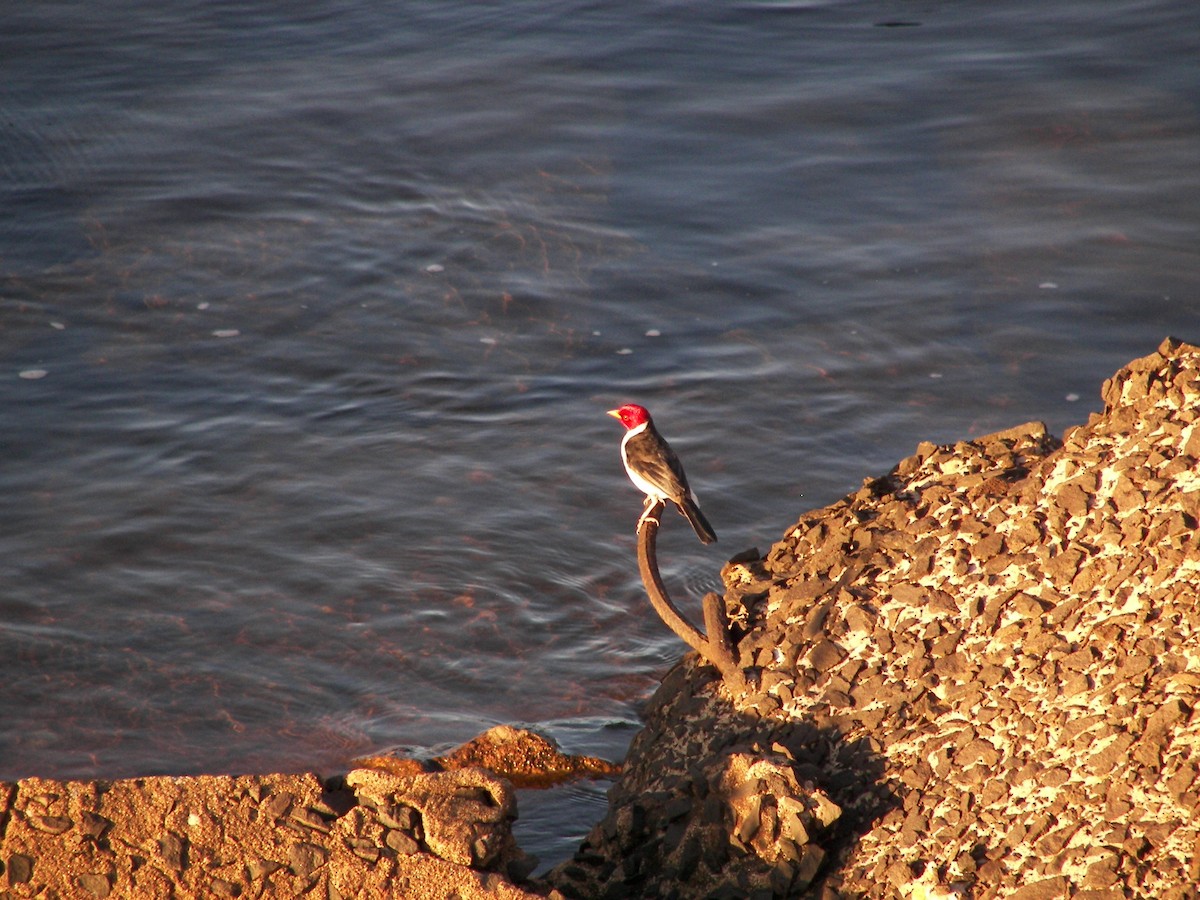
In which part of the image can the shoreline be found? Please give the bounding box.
[5,338,1199,899]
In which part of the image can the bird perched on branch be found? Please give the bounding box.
[606,403,717,544]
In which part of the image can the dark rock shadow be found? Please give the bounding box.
[538,655,900,899]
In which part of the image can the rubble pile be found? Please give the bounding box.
[546,337,1200,899]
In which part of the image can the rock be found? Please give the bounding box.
[1010,875,1070,899]
[158,833,187,871]
[0,752,552,900]
[891,584,926,606]
[430,725,622,787]
[27,815,73,835]
[808,639,846,672]
[1133,698,1191,767]
[540,340,1200,899]
[77,872,112,897]
[7,853,33,883]
[956,738,1000,768]
[345,767,524,870]
[287,841,328,877]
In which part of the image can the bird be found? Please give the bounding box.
[606,403,717,544]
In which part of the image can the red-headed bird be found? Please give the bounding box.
[607,403,717,544]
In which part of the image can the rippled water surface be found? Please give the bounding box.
[3,0,1198,865]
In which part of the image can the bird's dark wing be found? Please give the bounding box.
[624,428,690,499]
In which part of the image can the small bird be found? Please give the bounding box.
[607,403,717,544]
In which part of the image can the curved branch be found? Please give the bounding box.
[636,501,744,689]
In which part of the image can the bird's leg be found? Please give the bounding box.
[636,497,661,532]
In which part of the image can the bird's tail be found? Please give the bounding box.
[678,496,717,544]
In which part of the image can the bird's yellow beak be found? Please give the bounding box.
[606,409,621,419]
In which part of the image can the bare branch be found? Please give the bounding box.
[635,501,745,689]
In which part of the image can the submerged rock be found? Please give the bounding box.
[432,724,622,788]
[353,724,622,788]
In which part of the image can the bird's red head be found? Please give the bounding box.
[606,403,651,430]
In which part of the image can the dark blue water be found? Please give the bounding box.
[3,0,1198,866]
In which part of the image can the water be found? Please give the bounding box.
[2,0,1198,866]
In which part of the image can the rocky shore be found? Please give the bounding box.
[0,725,621,899]
[5,339,1199,899]
[544,337,1200,899]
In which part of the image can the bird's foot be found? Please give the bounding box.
[636,511,660,532]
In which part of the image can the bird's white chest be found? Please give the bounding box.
[620,423,668,499]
